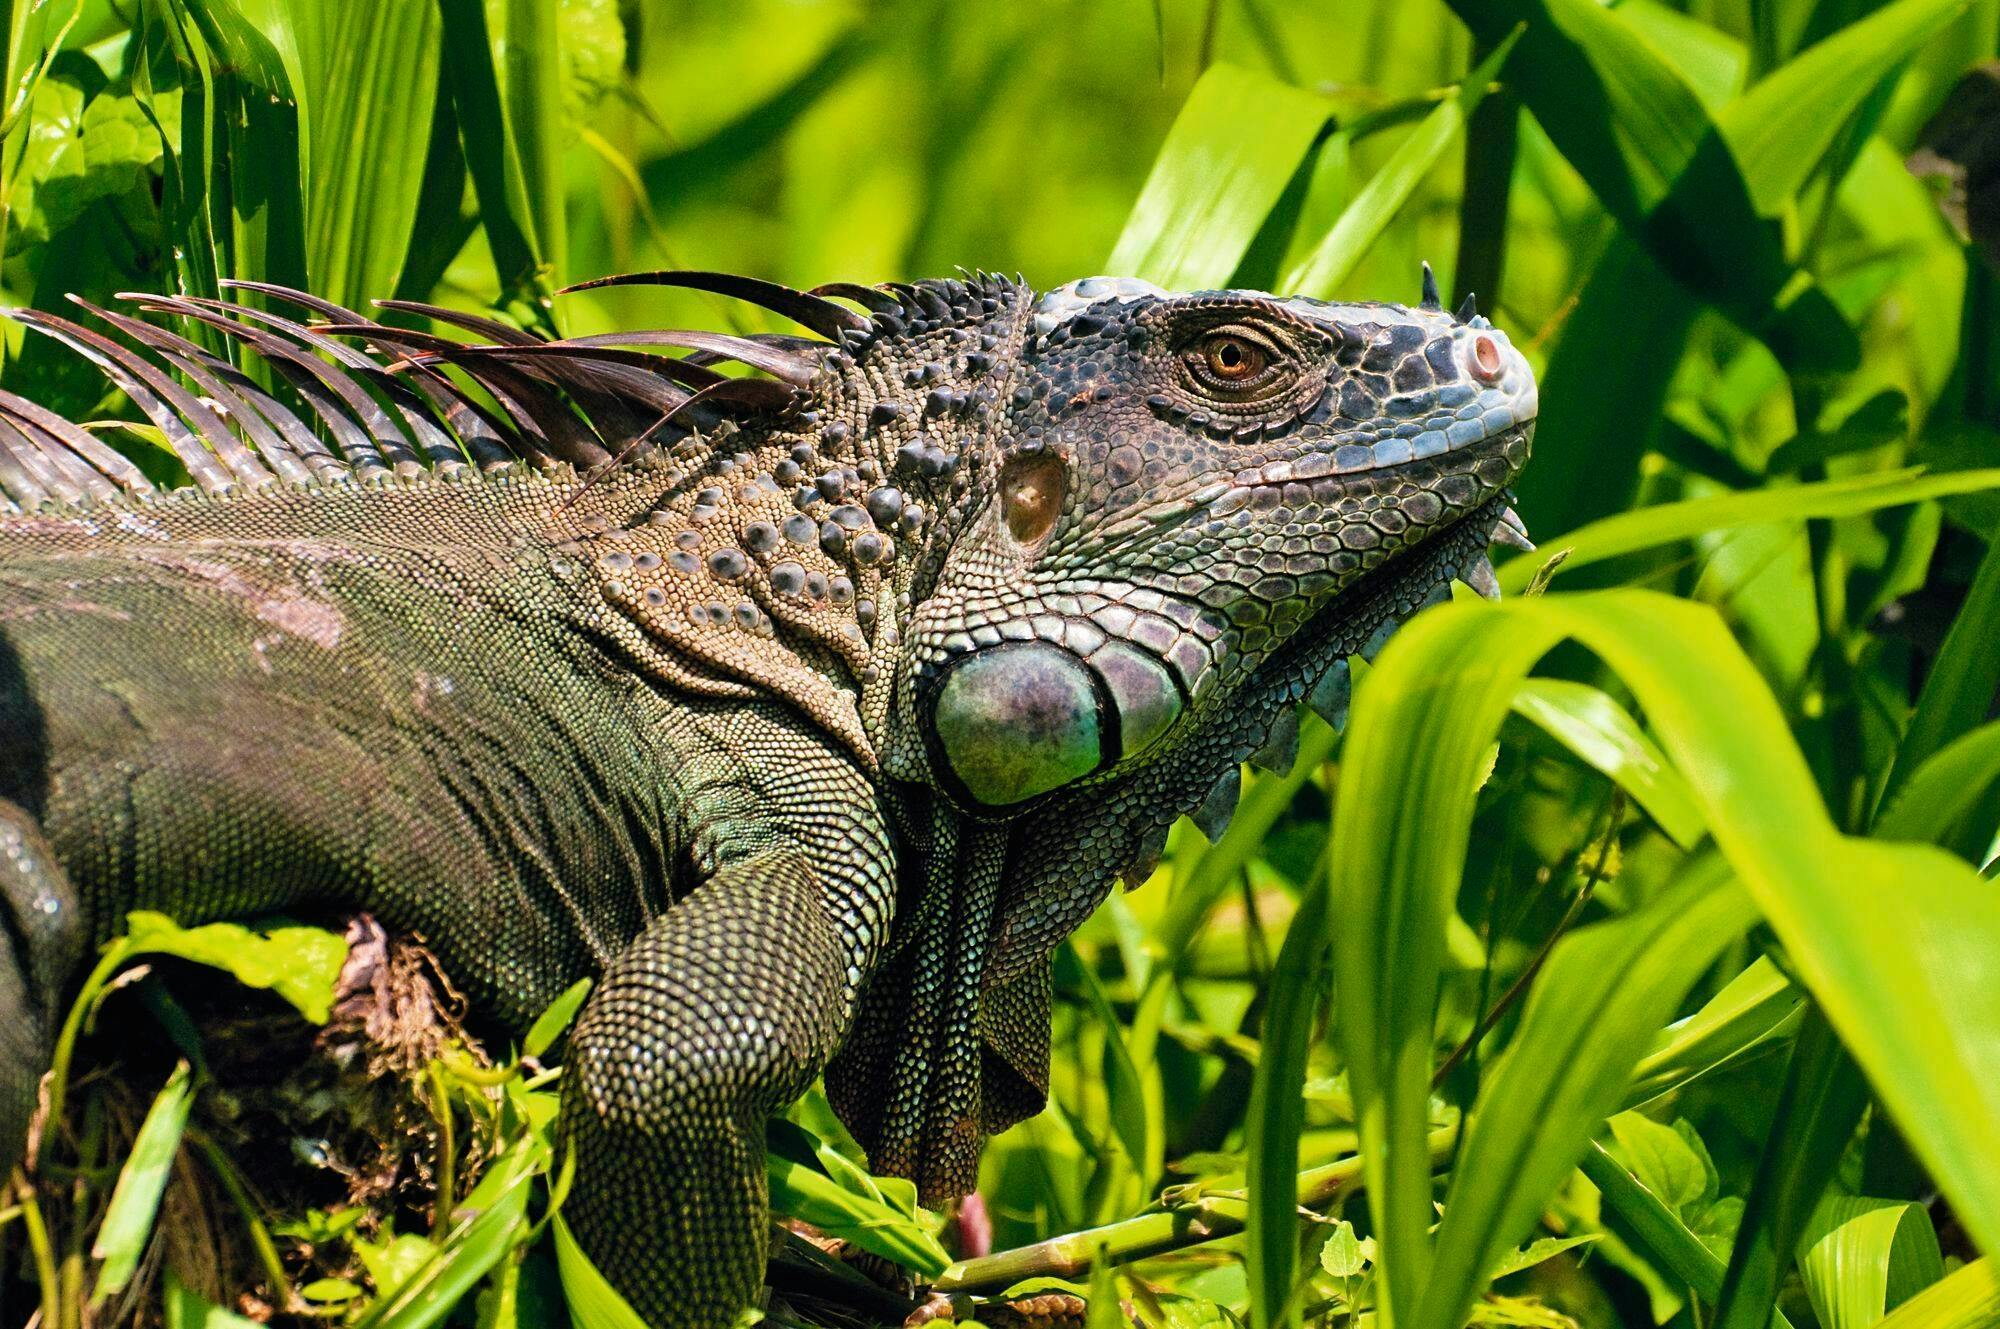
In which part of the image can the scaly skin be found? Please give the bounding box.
[0,269,1534,1326]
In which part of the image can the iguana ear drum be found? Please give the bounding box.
[930,640,1186,808]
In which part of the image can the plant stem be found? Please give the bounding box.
[934,1125,1459,1294]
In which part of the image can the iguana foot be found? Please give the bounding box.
[558,849,857,1328]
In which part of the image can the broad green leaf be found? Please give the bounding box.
[551,1214,650,1329]
[1501,469,2000,595]
[1319,1221,1367,1279]
[1329,589,2000,1329]
[91,1061,194,1301]
[1797,1197,1945,1329]
[1511,678,1704,848]
[120,911,347,1023]
[1607,1111,1712,1218]
[1282,32,1519,298]
[1245,865,1331,1329]
[1875,1258,2000,1329]
[356,1231,442,1302]
[9,72,168,251]
[1724,0,1970,213]
[524,979,593,1059]
[1419,861,1756,1329]
[1106,63,1330,291]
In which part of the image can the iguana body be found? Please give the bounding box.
[0,269,1535,1325]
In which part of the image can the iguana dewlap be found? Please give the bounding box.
[0,268,1535,1326]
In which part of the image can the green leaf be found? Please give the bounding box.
[1245,866,1332,1329]
[1445,0,1851,371]
[91,1061,194,1301]
[551,1213,650,1329]
[356,1231,442,1301]
[1876,1258,2000,1329]
[1626,957,1805,1109]
[1318,1221,1367,1279]
[765,1119,950,1276]
[1419,860,1756,1329]
[1329,589,2000,1329]
[162,0,311,291]
[1106,63,1330,291]
[1797,1197,1945,1329]
[1607,1111,1712,1218]
[1880,529,2000,810]
[237,0,443,311]
[1511,678,1704,848]
[1714,1012,1870,1329]
[359,1142,538,1329]
[1875,721,2000,861]
[1724,0,1970,213]
[1487,1234,1600,1281]
[1578,1141,1731,1302]
[1065,942,1155,1186]
[9,72,169,252]
[1087,1244,1126,1328]
[524,979,592,1060]
[1501,469,2000,595]
[163,1273,265,1329]
[1282,31,1520,298]
[120,911,347,1023]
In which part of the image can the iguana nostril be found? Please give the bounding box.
[1000,453,1067,545]
[933,643,1101,806]
[1471,333,1503,380]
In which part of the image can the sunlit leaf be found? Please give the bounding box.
[91,1062,194,1301]
[1107,63,1330,291]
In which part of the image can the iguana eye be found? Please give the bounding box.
[1183,326,1285,397]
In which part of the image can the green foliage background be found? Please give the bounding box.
[5,1,2000,1328]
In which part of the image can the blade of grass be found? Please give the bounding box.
[1798,1196,1945,1329]
[1712,1010,1870,1329]
[1879,528,2000,809]
[1875,1258,2000,1329]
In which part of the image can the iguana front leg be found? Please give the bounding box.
[559,778,891,1327]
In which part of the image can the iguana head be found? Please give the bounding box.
[873,273,1535,818]
[790,269,1536,1200]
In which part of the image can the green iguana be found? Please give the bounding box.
[0,265,1535,1326]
